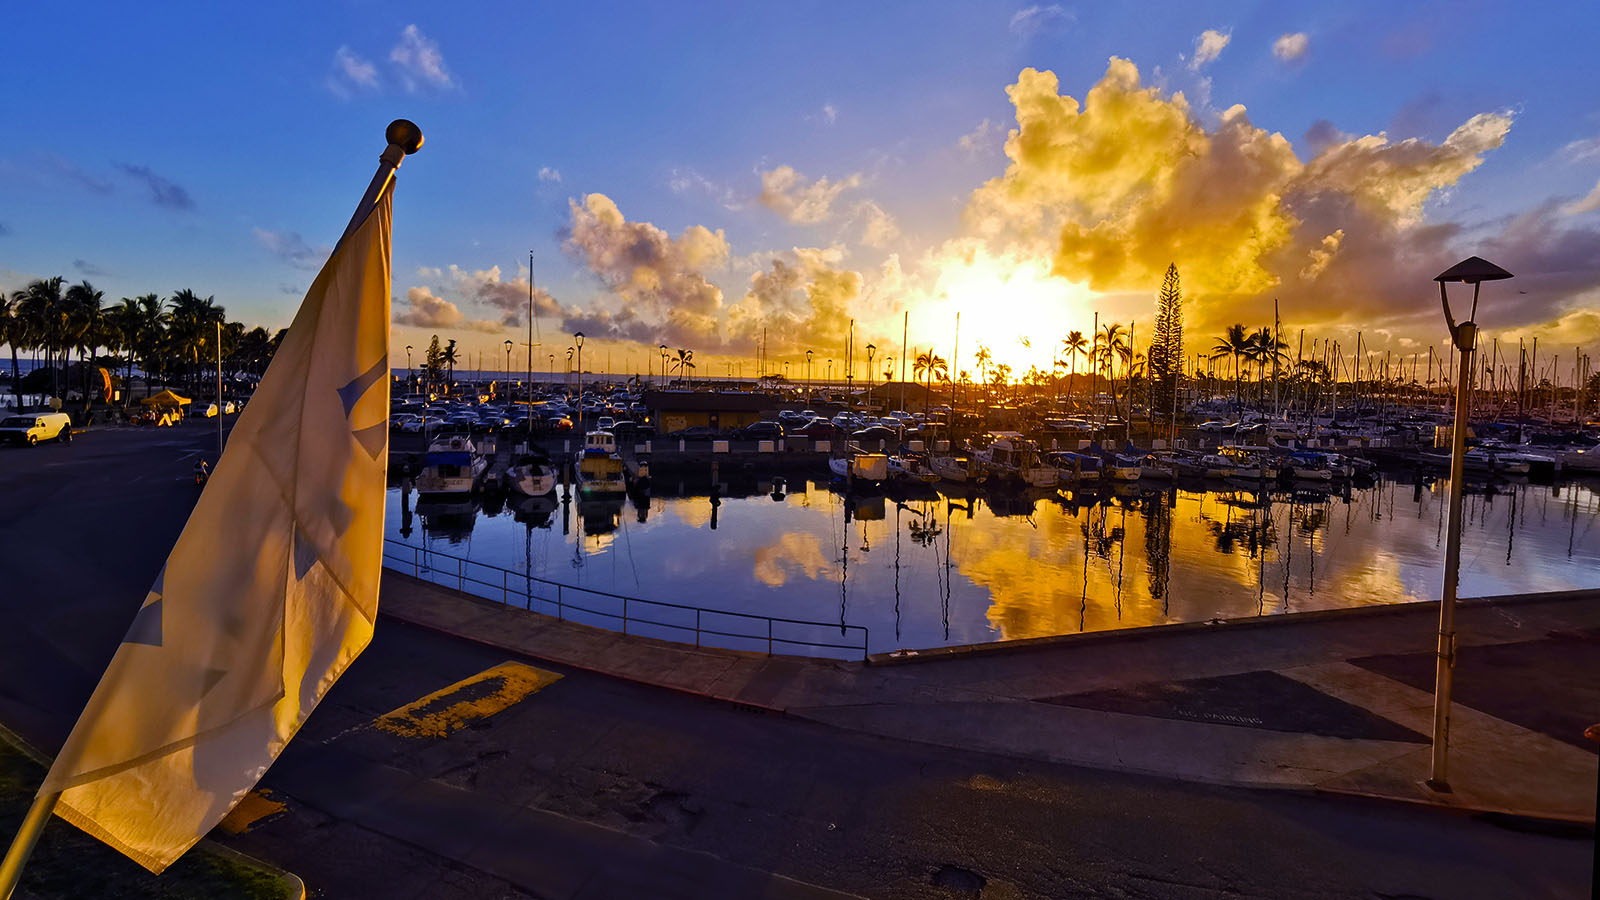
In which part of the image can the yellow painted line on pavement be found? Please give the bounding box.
[374,662,562,739]
[219,789,288,834]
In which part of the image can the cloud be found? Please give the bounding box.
[537,166,562,184]
[811,103,838,126]
[1273,32,1310,62]
[959,119,1002,156]
[116,164,194,210]
[1303,119,1351,155]
[1562,179,1600,216]
[72,259,108,277]
[393,286,502,332]
[254,228,331,270]
[852,201,901,249]
[41,155,114,195]
[668,167,744,210]
[389,25,455,92]
[965,59,1517,338]
[1189,29,1231,71]
[727,248,864,354]
[434,264,561,325]
[758,165,862,224]
[560,193,729,346]
[328,46,379,97]
[1562,135,1600,163]
[1010,5,1072,37]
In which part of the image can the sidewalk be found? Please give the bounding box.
[380,571,1599,825]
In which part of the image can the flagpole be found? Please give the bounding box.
[0,119,424,900]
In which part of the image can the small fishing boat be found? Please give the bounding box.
[415,434,486,496]
[829,448,890,487]
[979,434,1060,488]
[930,453,988,484]
[506,449,558,497]
[575,430,627,496]
[888,453,941,484]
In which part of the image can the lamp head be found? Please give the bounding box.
[574,332,584,348]
[1435,256,1513,285]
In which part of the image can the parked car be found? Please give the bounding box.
[738,421,785,440]
[0,412,72,445]
[792,420,839,439]
[674,425,724,440]
[851,425,897,443]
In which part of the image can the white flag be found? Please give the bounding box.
[41,188,394,872]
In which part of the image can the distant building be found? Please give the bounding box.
[642,390,779,434]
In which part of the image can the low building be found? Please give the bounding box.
[642,390,781,434]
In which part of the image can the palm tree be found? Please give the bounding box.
[1061,330,1088,410]
[0,292,20,410]
[442,339,459,392]
[973,345,992,405]
[167,289,225,393]
[105,298,142,406]
[1246,327,1288,406]
[1094,323,1128,420]
[1211,323,1250,410]
[134,294,166,397]
[16,278,67,400]
[65,281,104,408]
[671,348,695,388]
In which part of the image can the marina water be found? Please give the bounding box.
[386,474,1600,656]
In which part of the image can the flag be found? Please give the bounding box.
[40,187,394,872]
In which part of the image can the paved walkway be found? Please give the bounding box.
[381,570,1600,825]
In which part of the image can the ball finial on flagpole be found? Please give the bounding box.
[386,119,424,155]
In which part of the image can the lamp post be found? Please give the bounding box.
[1427,255,1513,793]
[405,345,413,393]
[574,332,585,431]
[659,344,668,389]
[503,339,513,400]
[566,347,573,401]
[866,344,876,410]
[805,350,813,401]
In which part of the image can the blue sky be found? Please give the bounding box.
[5,1,1599,376]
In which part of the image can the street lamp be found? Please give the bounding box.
[805,350,813,400]
[405,345,413,393]
[866,344,876,408]
[503,339,513,400]
[574,332,585,431]
[659,344,668,389]
[1427,255,1512,793]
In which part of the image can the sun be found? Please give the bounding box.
[926,248,1098,380]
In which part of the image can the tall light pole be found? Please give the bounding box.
[503,339,513,400]
[659,344,668,389]
[1427,255,1512,792]
[548,353,554,377]
[866,343,876,409]
[405,344,413,393]
[574,332,585,431]
[805,350,813,401]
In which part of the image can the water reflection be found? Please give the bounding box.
[385,473,1600,655]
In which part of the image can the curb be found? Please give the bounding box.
[1312,784,1596,835]
[868,588,1600,665]
[376,589,790,717]
[0,719,309,900]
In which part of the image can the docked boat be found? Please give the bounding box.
[930,453,988,484]
[888,453,941,484]
[506,449,558,497]
[1045,451,1101,482]
[829,448,889,487]
[1217,446,1273,480]
[1136,451,1179,481]
[979,434,1060,488]
[415,435,487,496]
[1100,452,1141,482]
[574,430,627,496]
[1196,454,1237,479]
[1281,451,1334,481]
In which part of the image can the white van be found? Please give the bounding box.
[0,412,72,445]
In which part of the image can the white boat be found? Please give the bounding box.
[1197,454,1237,479]
[1045,451,1101,482]
[829,450,889,485]
[1559,445,1600,472]
[888,454,941,484]
[979,434,1060,487]
[415,435,486,496]
[575,430,626,495]
[930,454,987,484]
[1137,452,1179,481]
[1101,454,1141,482]
[506,451,557,497]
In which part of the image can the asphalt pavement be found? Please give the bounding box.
[0,423,1592,899]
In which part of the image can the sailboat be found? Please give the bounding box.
[507,446,558,496]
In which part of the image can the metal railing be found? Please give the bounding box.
[382,538,870,661]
